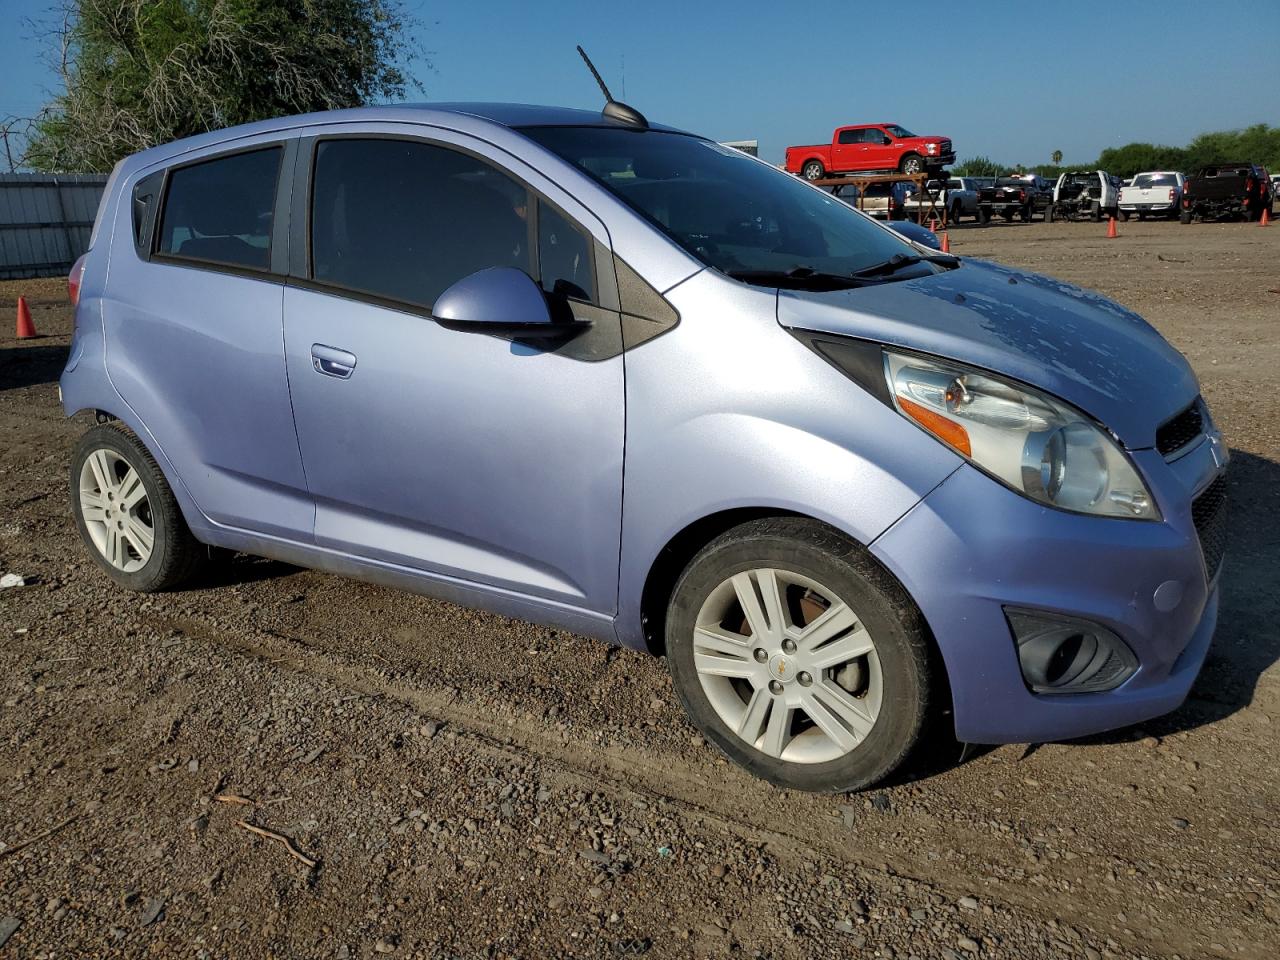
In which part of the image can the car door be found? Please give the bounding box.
[281,130,625,616]
[102,138,313,539]
[861,127,893,171]
[830,128,862,172]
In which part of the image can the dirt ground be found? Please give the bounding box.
[1,220,1278,960]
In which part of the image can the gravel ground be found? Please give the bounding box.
[1,220,1278,959]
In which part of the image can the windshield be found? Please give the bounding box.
[884,125,915,139]
[522,126,913,277]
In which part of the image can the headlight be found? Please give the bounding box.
[884,350,1158,519]
[926,142,938,154]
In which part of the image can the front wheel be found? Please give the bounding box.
[665,518,935,793]
[802,160,825,182]
[71,424,206,591]
[899,154,924,176]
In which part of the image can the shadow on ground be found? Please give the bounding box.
[0,343,68,391]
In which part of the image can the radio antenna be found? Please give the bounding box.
[576,45,648,129]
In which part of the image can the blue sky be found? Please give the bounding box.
[3,0,1277,167]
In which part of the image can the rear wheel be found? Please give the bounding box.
[949,202,962,225]
[1090,201,1102,222]
[977,207,991,225]
[1180,210,1193,224]
[665,518,935,793]
[1118,210,1130,222]
[802,160,825,182]
[1045,205,1055,223]
[71,424,205,591]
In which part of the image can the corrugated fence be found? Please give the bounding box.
[0,173,108,281]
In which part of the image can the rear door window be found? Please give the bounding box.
[310,138,533,309]
[158,147,282,271]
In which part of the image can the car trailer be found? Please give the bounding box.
[804,172,947,227]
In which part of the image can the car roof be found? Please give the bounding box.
[122,102,690,168]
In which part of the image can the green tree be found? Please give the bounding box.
[26,0,424,172]
[952,155,1002,177]
[1051,149,1062,165]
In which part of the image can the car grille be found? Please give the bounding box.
[1191,474,1228,581]
[1156,400,1204,458]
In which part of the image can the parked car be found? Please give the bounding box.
[1118,171,1185,220]
[786,123,956,180]
[1180,163,1272,222]
[1046,171,1121,222]
[884,219,942,250]
[1271,174,1280,206]
[902,177,980,224]
[63,102,1227,793]
[828,181,914,220]
[977,174,1053,223]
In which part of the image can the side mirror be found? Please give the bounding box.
[882,136,893,146]
[432,266,580,338]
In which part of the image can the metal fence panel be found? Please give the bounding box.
[0,173,108,280]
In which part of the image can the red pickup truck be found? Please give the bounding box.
[785,124,956,181]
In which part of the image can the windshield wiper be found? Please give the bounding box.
[850,252,960,279]
[726,267,867,291]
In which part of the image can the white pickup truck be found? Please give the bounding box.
[1118,171,1185,220]
[902,177,980,224]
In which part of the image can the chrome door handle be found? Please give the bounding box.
[311,344,356,379]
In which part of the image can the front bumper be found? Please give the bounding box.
[871,432,1226,744]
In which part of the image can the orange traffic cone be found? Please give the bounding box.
[1106,216,1118,239]
[15,296,37,339]
[1261,206,1271,227]
[941,231,951,253]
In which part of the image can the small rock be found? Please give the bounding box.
[187,759,200,773]
[851,898,868,915]
[869,793,891,813]
[139,897,165,927]
[419,721,440,739]
[696,923,728,938]
[373,939,397,954]
[1172,818,1190,830]
[710,863,728,879]
[0,917,20,949]
[957,935,980,954]
[301,746,325,764]
[0,574,26,589]
[958,896,979,910]
[587,886,605,899]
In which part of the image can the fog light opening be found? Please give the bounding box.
[1005,609,1138,695]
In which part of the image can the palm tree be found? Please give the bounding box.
[1051,150,1063,166]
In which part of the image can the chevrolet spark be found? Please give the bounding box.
[61,102,1227,792]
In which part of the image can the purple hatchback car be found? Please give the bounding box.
[61,102,1227,792]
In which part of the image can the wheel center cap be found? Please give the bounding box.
[768,653,798,683]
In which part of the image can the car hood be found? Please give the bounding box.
[776,258,1198,449]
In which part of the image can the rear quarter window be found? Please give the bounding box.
[157,147,282,271]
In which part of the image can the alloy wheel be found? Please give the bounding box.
[692,568,882,764]
[78,448,154,572]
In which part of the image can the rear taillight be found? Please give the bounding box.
[1168,188,1176,202]
[1019,189,1027,202]
[68,254,88,306]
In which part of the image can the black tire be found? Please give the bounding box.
[1045,205,1055,223]
[664,517,935,793]
[977,207,990,225]
[802,160,825,182]
[899,154,924,176]
[949,202,962,225]
[1180,210,1193,224]
[70,423,205,592]
[1089,201,1102,222]
[1118,210,1130,222]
